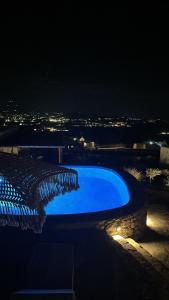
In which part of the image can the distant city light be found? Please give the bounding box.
[161,132,169,135]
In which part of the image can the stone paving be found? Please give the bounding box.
[140,189,169,270]
[112,235,169,300]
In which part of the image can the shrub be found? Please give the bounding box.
[146,168,161,184]
[124,168,144,181]
[162,169,169,176]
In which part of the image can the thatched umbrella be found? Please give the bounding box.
[0,152,78,232]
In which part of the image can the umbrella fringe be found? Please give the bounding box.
[0,153,79,233]
[36,172,79,207]
[0,200,46,233]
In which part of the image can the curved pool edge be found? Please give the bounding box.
[45,166,147,240]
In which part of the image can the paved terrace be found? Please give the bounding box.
[140,188,169,269]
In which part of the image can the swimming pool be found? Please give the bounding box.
[0,165,146,238]
[45,165,146,239]
[45,166,130,215]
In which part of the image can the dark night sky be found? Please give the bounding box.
[0,4,168,117]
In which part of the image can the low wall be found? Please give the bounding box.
[160,147,169,165]
[0,147,19,155]
[100,205,147,239]
[46,205,147,240]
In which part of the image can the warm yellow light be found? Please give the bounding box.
[112,235,122,241]
[146,215,156,227]
[117,226,121,232]
[126,238,138,248]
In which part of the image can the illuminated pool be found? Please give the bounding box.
[0,165,146,238]
[45,166,130,215]
[45,165,146,239]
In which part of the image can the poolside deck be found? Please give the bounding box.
[140,189,169,269]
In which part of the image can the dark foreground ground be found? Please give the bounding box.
[0,226,116,300]
[1,217,168,300]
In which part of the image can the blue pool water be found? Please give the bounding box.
[45,166,130,215]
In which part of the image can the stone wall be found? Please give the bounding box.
[46,205,147,240]
[160,147,169,166]
[133,143,146,149]
[99,205,147,240]
[0,147,19,155]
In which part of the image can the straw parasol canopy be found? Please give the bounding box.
[0,152,78,232]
